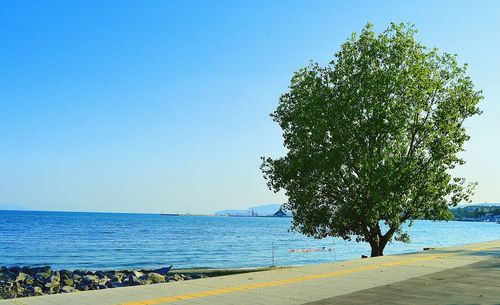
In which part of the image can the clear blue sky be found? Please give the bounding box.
[1,1,499,213]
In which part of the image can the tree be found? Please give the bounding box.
[261,23,482,257]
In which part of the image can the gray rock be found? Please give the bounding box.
[147,273,165,284]
[51,273,60,282]
[73,273,82,281]
[83,274,98,285]
[34,286,43,295]
[132,270,143,278]
[123,275,143,286]
[21,266,34,275]
[24,285,36,296]
[61,286,76,293]
[98,277,109,286]
[7,266,21,274]
[0,290,16,299]
[116,272,127,280]
[0,265,185,298]
[34,266,51,274]
[15,272,30,283]
[59,269,73,277]
[14,283,25,296]
[75,283,89,291]
[108,281,123,288]
[73,270,86,277]
[62,278,74,286]
[34,272,51,283]
[95,271,104,277]
[44,275,60,291]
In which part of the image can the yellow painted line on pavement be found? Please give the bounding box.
[119,245,496,305]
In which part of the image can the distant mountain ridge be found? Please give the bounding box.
[215,204,290,216]
[450,203,500,221]
[215,203,499,217]
[458,202,500,207]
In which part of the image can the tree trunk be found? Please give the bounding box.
[370,244,384,257]
[369,238,388,257]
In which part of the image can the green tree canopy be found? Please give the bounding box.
[261,23,482,257]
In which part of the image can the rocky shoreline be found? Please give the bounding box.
[0,265,210,299]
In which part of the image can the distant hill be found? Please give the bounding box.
[458,202,500,207]
[215,204,290,216]
[450,203,500,221]
[216,203,500,218]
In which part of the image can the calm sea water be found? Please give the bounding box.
[0,210,498,270]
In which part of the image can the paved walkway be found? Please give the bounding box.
[305,257,500,305]
[1,240,498,305]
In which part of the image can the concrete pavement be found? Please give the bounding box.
[304,257,499,305]
[1,240,498,305]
